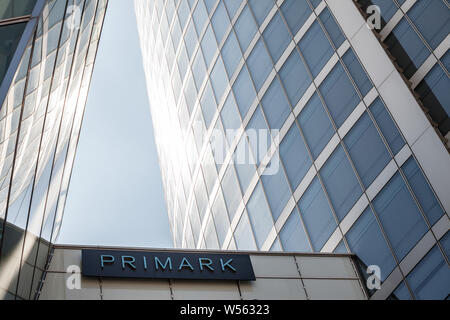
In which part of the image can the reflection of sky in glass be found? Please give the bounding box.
[58,1,172,248]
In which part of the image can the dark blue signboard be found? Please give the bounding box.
[82,249,255,281]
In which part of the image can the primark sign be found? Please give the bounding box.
[82,249,256,281]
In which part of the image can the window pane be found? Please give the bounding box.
[234,136,256,193]
[345,112,391,188]
[212,191,230,247]
[402,157,444,226]
[234,5,257,52]
[261,163,291,221]
[201,24,218,68]
[221,164,242,221]
[234,211,257,250]
[346,206,396,282]
[210,56,228,103]
[280,123,311,190]
[220,92,241,144]
[211,1,230,44]
[342,48,372,97]
[232,65,256,118]
[298,92,334,159]
[247,39,273,92]
[320,145,363,221]
[279,49,311,107]
[407,0,450,49]
[407,245,450,300]
[200,81,217,128]
[262,11,291,62]
[0,0,36,20]
[0,23,27,86]
[248,0,274,26]
[373,172,428,260]
[261,77,291,130]
[247,182,274,249]
[318,7,345,48]
[246,106,269,165]
[280,0,312,36]
[193,0,209,34]
[369,97,405,155]
[205,215,220,249]
[298,176,337,251]
[319,62,359,127]
[222,31,242,77]
[299,21,333,78]
[224,0,242,19]
[280,208,311,252]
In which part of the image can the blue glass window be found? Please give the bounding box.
[298,176,337,251]
[201,24,218,68]
[280,208,312,252]
[346,206,396,281]
[222,31,242,77]
[204,0,218,14]
[344,112,391,188]
[224,0,242,19]
[318,7,345,49]
[234,211,257,250]
[407,0,450,50]
[248,0,274,26]
[319,62,360,127]
[232,65,256,118]
[423,58,450,117]
[193,0,208,34]
[246,107,269,165]
[280,123,311,190]
[211,1,230,44]
[262,11,291,62]
[234,136,256,193]
[234,5,257,52]
[212,192,230,246]
[342,48,372,97]
[299,21,334,78]
[261,163,291,221]
[192,50,207,89]
[280,0,312,36]
[184,20,198,59]
[392,282,412,300]
[407,245,450,300]
[279,49,311,107]
[247,182,274,249]
[320,145,363,221]
[391,18,429,70]
[373,172,428,260]
[298,93,334,159]
[222,164,242,221]
[210,56,228,103]
[247,39,273,92]
[200,81,217,128]
[333,241,348,254]
[220,93,241,145]
[261,77,291,130]
[402,157,444,226]
[369,97,405,154]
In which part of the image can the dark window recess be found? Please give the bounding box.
[415,79,450,136]
[0,22,27,88]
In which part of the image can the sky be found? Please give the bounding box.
[57,1,173,248]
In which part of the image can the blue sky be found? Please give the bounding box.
[57,1,173,248]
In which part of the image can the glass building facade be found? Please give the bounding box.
[0,0,107,299]
[135,0,450,300]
